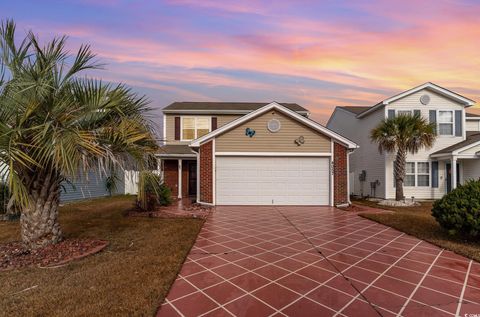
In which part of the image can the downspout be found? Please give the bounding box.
[347,148,355,205]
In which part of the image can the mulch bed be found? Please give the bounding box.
[1,238,108,271]
[338,204,393,214]
[128,203,212,219]
[338,204,369,212]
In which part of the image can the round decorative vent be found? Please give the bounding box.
[420,94,430,105]
[267,118,281,133]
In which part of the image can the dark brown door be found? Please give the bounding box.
[188,162,197,196]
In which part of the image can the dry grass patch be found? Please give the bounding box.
[355,199,480,262]
[0,195,203,317]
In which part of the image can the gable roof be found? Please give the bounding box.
[431,131,480,156]
[338,106,372,115]
[163,102,309,115]
[356,82,475,119]
[189,102,359,149]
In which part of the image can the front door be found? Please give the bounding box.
[188,162,197,196]
[446,163,460,193]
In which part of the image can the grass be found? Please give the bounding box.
[0,195,203,317]
[355,199,480,262]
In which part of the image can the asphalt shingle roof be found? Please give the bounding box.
[432,131,480,155]
[338,106,372,115]
[466,112,480,118]
[162,102,308,113]
[158,144,196,156]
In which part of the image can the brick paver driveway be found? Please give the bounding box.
[158,206,480,316]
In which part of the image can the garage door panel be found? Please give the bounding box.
[216,156,330,205]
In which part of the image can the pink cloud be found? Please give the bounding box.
[15,2,480,124]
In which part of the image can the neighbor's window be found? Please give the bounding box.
[438,111,454,136]
[181,117,211,140]
[405,162,416,186]
[397,110,413,116]
[417,162,430,187]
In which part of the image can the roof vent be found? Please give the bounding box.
[267,119,281,133]
[420,94,430,105]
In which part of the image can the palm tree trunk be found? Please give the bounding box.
[20,169,63,249]
[394,148,407,201]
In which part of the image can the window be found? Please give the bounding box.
[397,110,413,116]
[196,117,210,138]
[438,111,454,136]
[398,161,430,187]
[181,117,211,140]
[417,162,430,187]
[405,162,416,186]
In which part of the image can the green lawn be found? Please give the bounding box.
[0,196,203,317]
[355,199,480,262]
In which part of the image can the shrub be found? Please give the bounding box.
[105,174,119,196]
[157,184,172,206]
[137,171,172,211]
[432,180,480,238]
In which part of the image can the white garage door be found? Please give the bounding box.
[216,156,330,205]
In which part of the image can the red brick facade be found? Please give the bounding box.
[333,142,348,205]
[163,160,178,198]
[199,141,213,204]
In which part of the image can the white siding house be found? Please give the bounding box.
[328,82,480,200]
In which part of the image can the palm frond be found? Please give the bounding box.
[0,20,159,208]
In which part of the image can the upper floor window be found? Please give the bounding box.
[438,111,454,136]
[397,110,413,117]
[181,117,210,141]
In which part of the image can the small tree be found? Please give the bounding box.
[0,20,158,248]
[137,171,171,211]
[370,114,436,201]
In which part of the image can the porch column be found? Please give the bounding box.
[178,159,182,199]
[452,156,457,190]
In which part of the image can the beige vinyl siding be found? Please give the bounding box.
[217,115,242,127]
[215,110,331,153]
[165,114,241,144]
[466,120,480,132]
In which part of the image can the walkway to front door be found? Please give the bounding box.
[158,206,480,316]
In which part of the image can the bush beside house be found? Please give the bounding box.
[136,171,172,211]
[432,180,480,238]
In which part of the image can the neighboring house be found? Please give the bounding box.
[60,169,135,202]
[158,102,358,206]
[0,163,135,203]
[327,82,479,200]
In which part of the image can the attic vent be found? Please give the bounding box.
[267,119,281,133]
[420,94,430,105]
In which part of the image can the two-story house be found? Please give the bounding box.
[327,82,480,200]
[158,102,358,206]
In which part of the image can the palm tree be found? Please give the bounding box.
[0,20,158,249]
[370,113,436,201]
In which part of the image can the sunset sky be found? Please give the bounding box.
[4,0,480,125]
